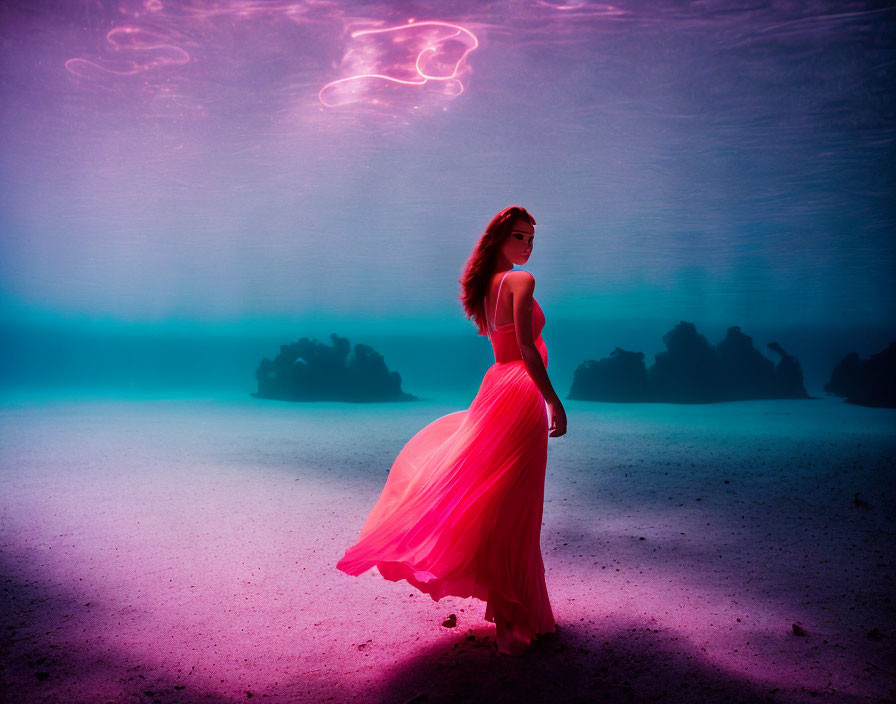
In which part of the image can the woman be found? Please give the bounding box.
[336,205,568,656]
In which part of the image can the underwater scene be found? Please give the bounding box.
[1,1,894,702]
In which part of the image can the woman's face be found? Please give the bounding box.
[500,217,535,265]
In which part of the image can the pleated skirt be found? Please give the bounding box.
[336,359,556,642]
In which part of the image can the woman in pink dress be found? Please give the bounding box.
[336,205,568,656]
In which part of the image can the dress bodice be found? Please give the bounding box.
[486,270,548,367]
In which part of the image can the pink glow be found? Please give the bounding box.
[318,20,479,108]
[65,26,190,78]
[535,0,626,14]
[178,0,340,23]
[2,399,891,701]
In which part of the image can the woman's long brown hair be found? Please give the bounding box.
[459,205,536,336]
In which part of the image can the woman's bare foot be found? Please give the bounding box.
[495,619,529,656]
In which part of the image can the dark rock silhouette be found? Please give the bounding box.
[649,322,721,403]
[716,326,777,398]
[568,347,649,402]
[766,341,810,399]
[253,333,416,402]
[569,322,810,403]
[825,352,862,398]
[824,341,896,408]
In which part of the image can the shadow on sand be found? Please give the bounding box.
[374,620,867,704]
[0,553,352,704]
[1,548,880,704]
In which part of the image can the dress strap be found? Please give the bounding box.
[490,269,511,331]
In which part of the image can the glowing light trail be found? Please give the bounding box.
[65,26,189,78]
[317,20,479,108]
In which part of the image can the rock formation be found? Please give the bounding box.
[568,347,649,402]
[253,333,416,402]
[569,322,809,403]
[825,341,896,408]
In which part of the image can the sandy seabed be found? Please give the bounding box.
[0,391,894,704]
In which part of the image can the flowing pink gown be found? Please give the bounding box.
[336,270,556,642]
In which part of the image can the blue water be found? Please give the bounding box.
[0,1,893,398]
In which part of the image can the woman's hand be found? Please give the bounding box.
[548,400,567,437]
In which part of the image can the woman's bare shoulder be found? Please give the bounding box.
[506,269,535,292]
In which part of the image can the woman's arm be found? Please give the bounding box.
[508,272,556,401]
[508,272,567,436]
